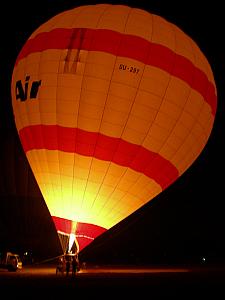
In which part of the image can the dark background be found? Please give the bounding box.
[0,0,224,265]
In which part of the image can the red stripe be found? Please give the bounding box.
[15,28,217,115]
[52,216,106,251]
[53,216,73,234]
[19,124,179,189]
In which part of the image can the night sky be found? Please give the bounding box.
[0,0,224,264]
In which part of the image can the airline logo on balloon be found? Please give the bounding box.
[14,62,140,102]
[15,76,41,102]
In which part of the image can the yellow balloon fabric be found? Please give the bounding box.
[11,4,217,251]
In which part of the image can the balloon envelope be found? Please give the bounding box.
[11,4,217,252]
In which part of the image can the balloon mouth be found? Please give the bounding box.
[52,216,107,253]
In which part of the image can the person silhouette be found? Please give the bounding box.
[56,256,65,275]
[66,259,70,276]
[72,256,79,276]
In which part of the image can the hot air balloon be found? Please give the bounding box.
[11,4,217,254]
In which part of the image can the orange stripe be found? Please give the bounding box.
[15,28,217,115]
[19,124,179,190]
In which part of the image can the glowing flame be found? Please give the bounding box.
[68,233,75,252]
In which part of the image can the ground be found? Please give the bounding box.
[1,263,225,298]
